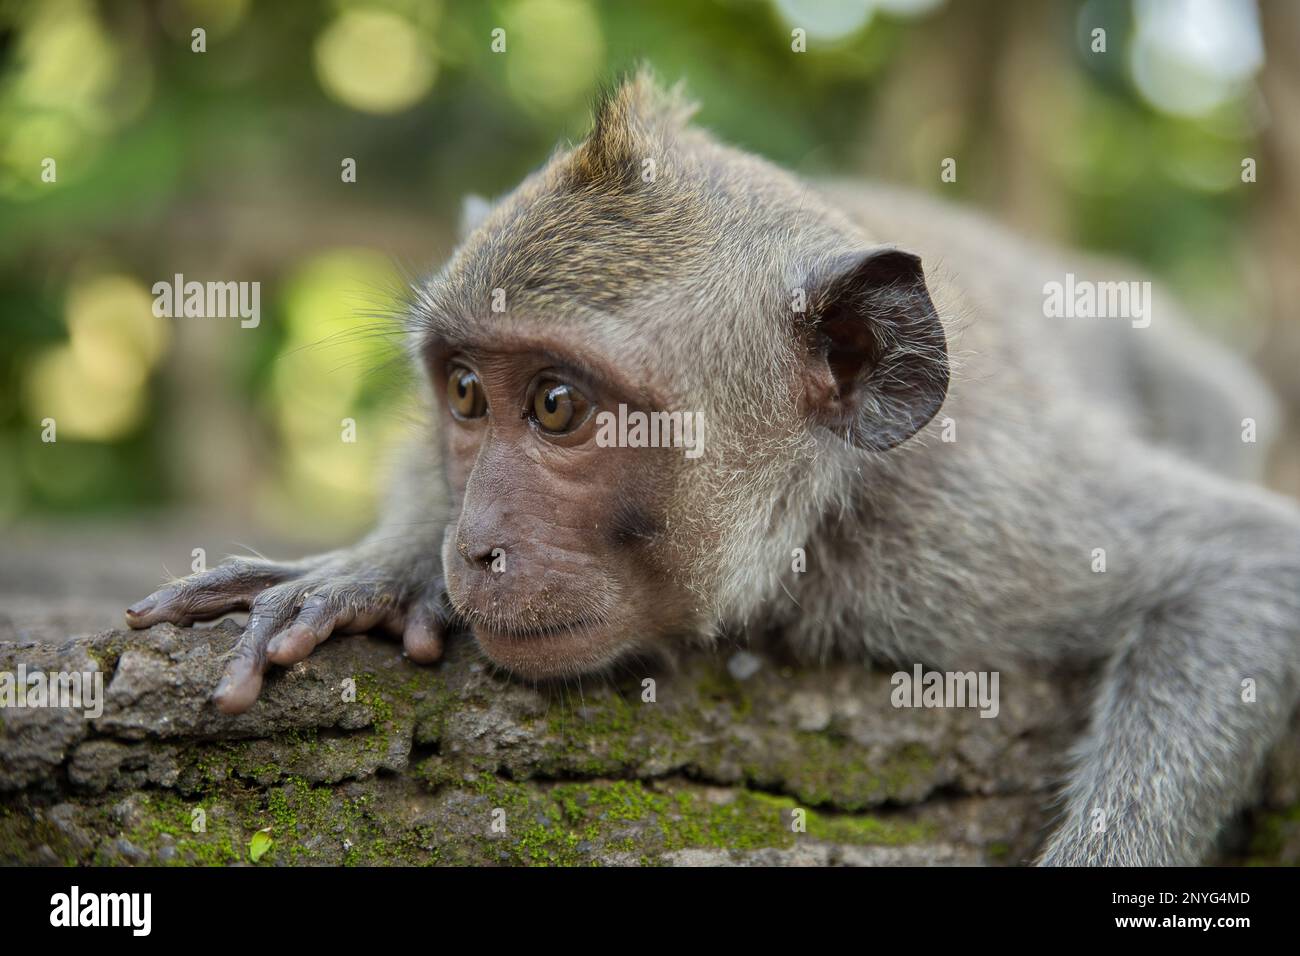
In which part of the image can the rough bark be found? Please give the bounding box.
[1,615,1297,866]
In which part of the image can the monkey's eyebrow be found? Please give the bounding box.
[433,334,663,410]
[530,348,613,390]
[536,346,651,403]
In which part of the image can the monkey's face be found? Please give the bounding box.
[413,86,951,677]
[428,334,697,679]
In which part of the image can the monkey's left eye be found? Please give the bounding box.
[530,379,591,434]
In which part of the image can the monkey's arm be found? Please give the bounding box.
[1033,463,1300,865]
[124,436,452,714]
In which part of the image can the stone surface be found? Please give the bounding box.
[1,617,1297,866]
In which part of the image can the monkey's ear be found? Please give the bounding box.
[801,247,949,451]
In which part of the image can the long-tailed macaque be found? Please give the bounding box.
[128,72,1300,866]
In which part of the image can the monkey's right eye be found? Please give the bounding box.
[447,367,487,420]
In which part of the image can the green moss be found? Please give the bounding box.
[660,790,789,851]
[527,666,936,816]
[412,684,457,745]
[805,806,933,846]
[695,669,753,718]
[0,804,79,865]
[746,738,937,810]
[181,741,285,789]
[3,759,939,866]
[109,790,244,866]
[533,679,712,778]
[561,779,666,823]
[84,637,126,675]
[266,788,296,833]
[457,775,930,865]
[413,754,462,789]
[543,691,639,770]
[16,770,420,866]
[355,673,394,726]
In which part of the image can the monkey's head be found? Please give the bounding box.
[412,71,949,680]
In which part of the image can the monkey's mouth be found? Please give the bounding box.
[468,617,625,678]
[475,618,593,640]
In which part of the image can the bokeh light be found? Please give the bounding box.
[773,0,877,40]
[13,0,119,114]
[0,0,124,199]
[266,249,408,516]
[502,0,604,114]
[1129,0,1263,117]
[161,0,251,42]
[68,274,170,388]
[23,344,143,442]
[314,8,438,114]
[772,0,943,41]
[21,274,167,442]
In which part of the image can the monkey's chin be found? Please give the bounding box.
[469,620,627,680]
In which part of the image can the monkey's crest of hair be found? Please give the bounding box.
[567,68,699,190]
[411,68,739,336]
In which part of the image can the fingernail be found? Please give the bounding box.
[127,598,156,617]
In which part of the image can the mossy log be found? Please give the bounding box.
[2,619,1297,866]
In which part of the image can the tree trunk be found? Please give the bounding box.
[2,611,1296,866]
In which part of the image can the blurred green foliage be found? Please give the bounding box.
[0,0,1269,530]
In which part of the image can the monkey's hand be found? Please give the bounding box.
[124,548,452,714]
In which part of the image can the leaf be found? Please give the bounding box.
[249,828,273,863]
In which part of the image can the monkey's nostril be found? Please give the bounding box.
[459,539,503,571]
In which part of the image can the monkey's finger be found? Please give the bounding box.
[265,593,341,666]
[126,560,295,629]
[402,598,445,664]
[265,588,400,666]
[212,592,298,714]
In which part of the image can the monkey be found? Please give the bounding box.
[126,71,1300,866]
